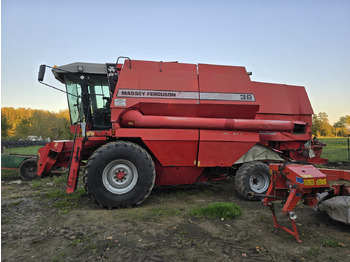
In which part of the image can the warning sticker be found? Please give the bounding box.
[316,179,327,185]
[304,179,315,186]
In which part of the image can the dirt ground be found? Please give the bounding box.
[2,163,350,262]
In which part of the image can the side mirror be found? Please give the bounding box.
[38,64,46,82]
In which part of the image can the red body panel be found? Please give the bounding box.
[111,61,199,122]
[197,130,258,167]
[115,128,198,167]
[198,64,260,119]
[155,163,205,185]
[253,82,313,115]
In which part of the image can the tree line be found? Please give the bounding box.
[1,107,72,141]
[1,107,349,140]
[312,112,350,137]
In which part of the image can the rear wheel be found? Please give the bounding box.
[84,141,155,208]
[235,161,270,200]
[19,158,38,180]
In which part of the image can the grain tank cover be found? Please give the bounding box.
[112,60,260,120]
[197,63,260,119]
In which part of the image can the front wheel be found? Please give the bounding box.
[235,161,270,201]
[84,141,155,208]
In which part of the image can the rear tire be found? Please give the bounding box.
[19,158,38,180]
[235,161,270,201]
[84,141,155,208]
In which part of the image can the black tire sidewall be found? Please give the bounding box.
[19,158,38,180]
[235,161,270,200]
[85,141,155,208]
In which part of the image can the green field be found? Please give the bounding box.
[319,137,350,162]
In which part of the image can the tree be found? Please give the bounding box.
[1,107,17,136]
[30,110,71,140]
[1,112,12,137]
[312,112,333,137]
[1,107,33,137]
[333,115,350,137]
[311,114,320,136]
[1,107,72,140]
[15,117,32,138]
[57,109,70,121]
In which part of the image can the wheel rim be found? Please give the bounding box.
[249,171,269,193]
[102,159,138,194]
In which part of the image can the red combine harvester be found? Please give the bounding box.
[37,57,329,210]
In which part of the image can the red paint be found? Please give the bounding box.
[154,161,205,185]
[120,109,302,132]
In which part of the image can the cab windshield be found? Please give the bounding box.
[64,74,111,129]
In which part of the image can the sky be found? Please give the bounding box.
[1,0,349,124]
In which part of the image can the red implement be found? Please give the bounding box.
[263,163,350,242]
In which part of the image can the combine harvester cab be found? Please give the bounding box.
[37,58,327,208]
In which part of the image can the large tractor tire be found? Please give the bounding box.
[235,161,270,201]
[19,158,39,180]
[84,141,155,208]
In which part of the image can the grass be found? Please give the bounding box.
[3,146,42,155]
[31,175,87,213]
[1,146,87,212]
[148,207,181,217]
[319,137,350,162]
[71,238,83,246]
[322,238,342,248]
[8,200,22,207]
[190,202,242,220]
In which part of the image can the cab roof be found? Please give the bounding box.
[52,62,108,83]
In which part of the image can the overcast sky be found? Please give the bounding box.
[1,0,349,123]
